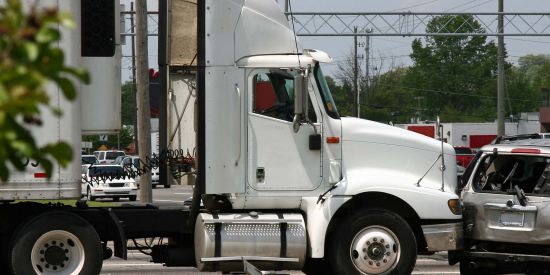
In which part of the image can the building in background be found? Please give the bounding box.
[397,113,540,149]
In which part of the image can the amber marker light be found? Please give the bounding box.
[326,137,340,144]
[448,199,462,215]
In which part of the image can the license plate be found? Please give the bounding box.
[499,211,525,227]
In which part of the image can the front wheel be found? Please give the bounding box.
[86,187,95,201]
[328,209,417,275]
[9,212,103,275]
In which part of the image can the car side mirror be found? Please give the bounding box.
[293,72,308,133]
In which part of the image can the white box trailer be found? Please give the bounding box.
[0,1,463,274]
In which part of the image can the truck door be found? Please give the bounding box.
[247,69,322,191]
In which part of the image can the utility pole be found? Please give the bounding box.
[158,0,169,188]
[130,3,138,155]
[136,0,152,203]
[497,0,505,137]
[365,28,372,97]
[353,26,359,118]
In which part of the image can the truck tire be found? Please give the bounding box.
[328,209,417,275]
[8,212,103,275]
[87,187,95,201]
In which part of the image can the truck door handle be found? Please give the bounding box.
[235,84,241,166]
[257,167,265,182]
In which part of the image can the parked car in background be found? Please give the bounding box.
[81,164,137,201]
[82,154,99,165]
[113,155,127,165]
[120,155,168,188]
[454,139,550,274]
[454,146,475,168]
[93,150,126,164]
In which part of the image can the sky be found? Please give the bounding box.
[120,0,550,83]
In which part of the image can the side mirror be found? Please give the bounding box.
[293,72,308,132]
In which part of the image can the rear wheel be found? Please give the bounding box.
[328,209,417,275]
[9,212,102,275]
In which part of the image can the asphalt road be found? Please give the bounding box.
[101,250,459,274]
[100,185,460,274]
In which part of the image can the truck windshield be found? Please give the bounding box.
[314,63,340,119]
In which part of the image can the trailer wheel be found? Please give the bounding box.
[328,209,417,275]
[9,212,102,275]
[86,187,95,201]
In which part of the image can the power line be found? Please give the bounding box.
[376,84,543,103]
[445,0,479,12]
[458,0,493,12]
[387,0,441,12]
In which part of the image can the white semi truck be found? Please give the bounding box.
[0,0,462,274]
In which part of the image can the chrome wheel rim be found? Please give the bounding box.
[31,230,85,275]
[350,225,400,274]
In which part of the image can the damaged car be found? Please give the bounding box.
[453,139,550,274]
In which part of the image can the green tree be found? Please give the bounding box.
[365,67,416,124]
[407,15,498,121]
[121,81,135,126]
[0,0,88,180]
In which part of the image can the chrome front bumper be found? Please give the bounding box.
[422,222,463,251]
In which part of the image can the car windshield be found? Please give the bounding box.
[106,152,125,160]
[82,156,98,165]
[473,153,550,195]
[88,166,125,178]
[314,63,339,119]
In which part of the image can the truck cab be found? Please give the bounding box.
[192,0,463,273]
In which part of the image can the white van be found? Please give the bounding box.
[93,150,126,164]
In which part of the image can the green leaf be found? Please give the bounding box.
[64,67,90,84]
[58,12,76,29]
[23,42,38,61]
[42,142,73,167]
[53,77,76,100]
[35,27,60,43]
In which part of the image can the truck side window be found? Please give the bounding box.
[252,71,316,122]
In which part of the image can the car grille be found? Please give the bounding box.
[109,182,125,188]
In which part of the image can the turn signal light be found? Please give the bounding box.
[448,199,462,215]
